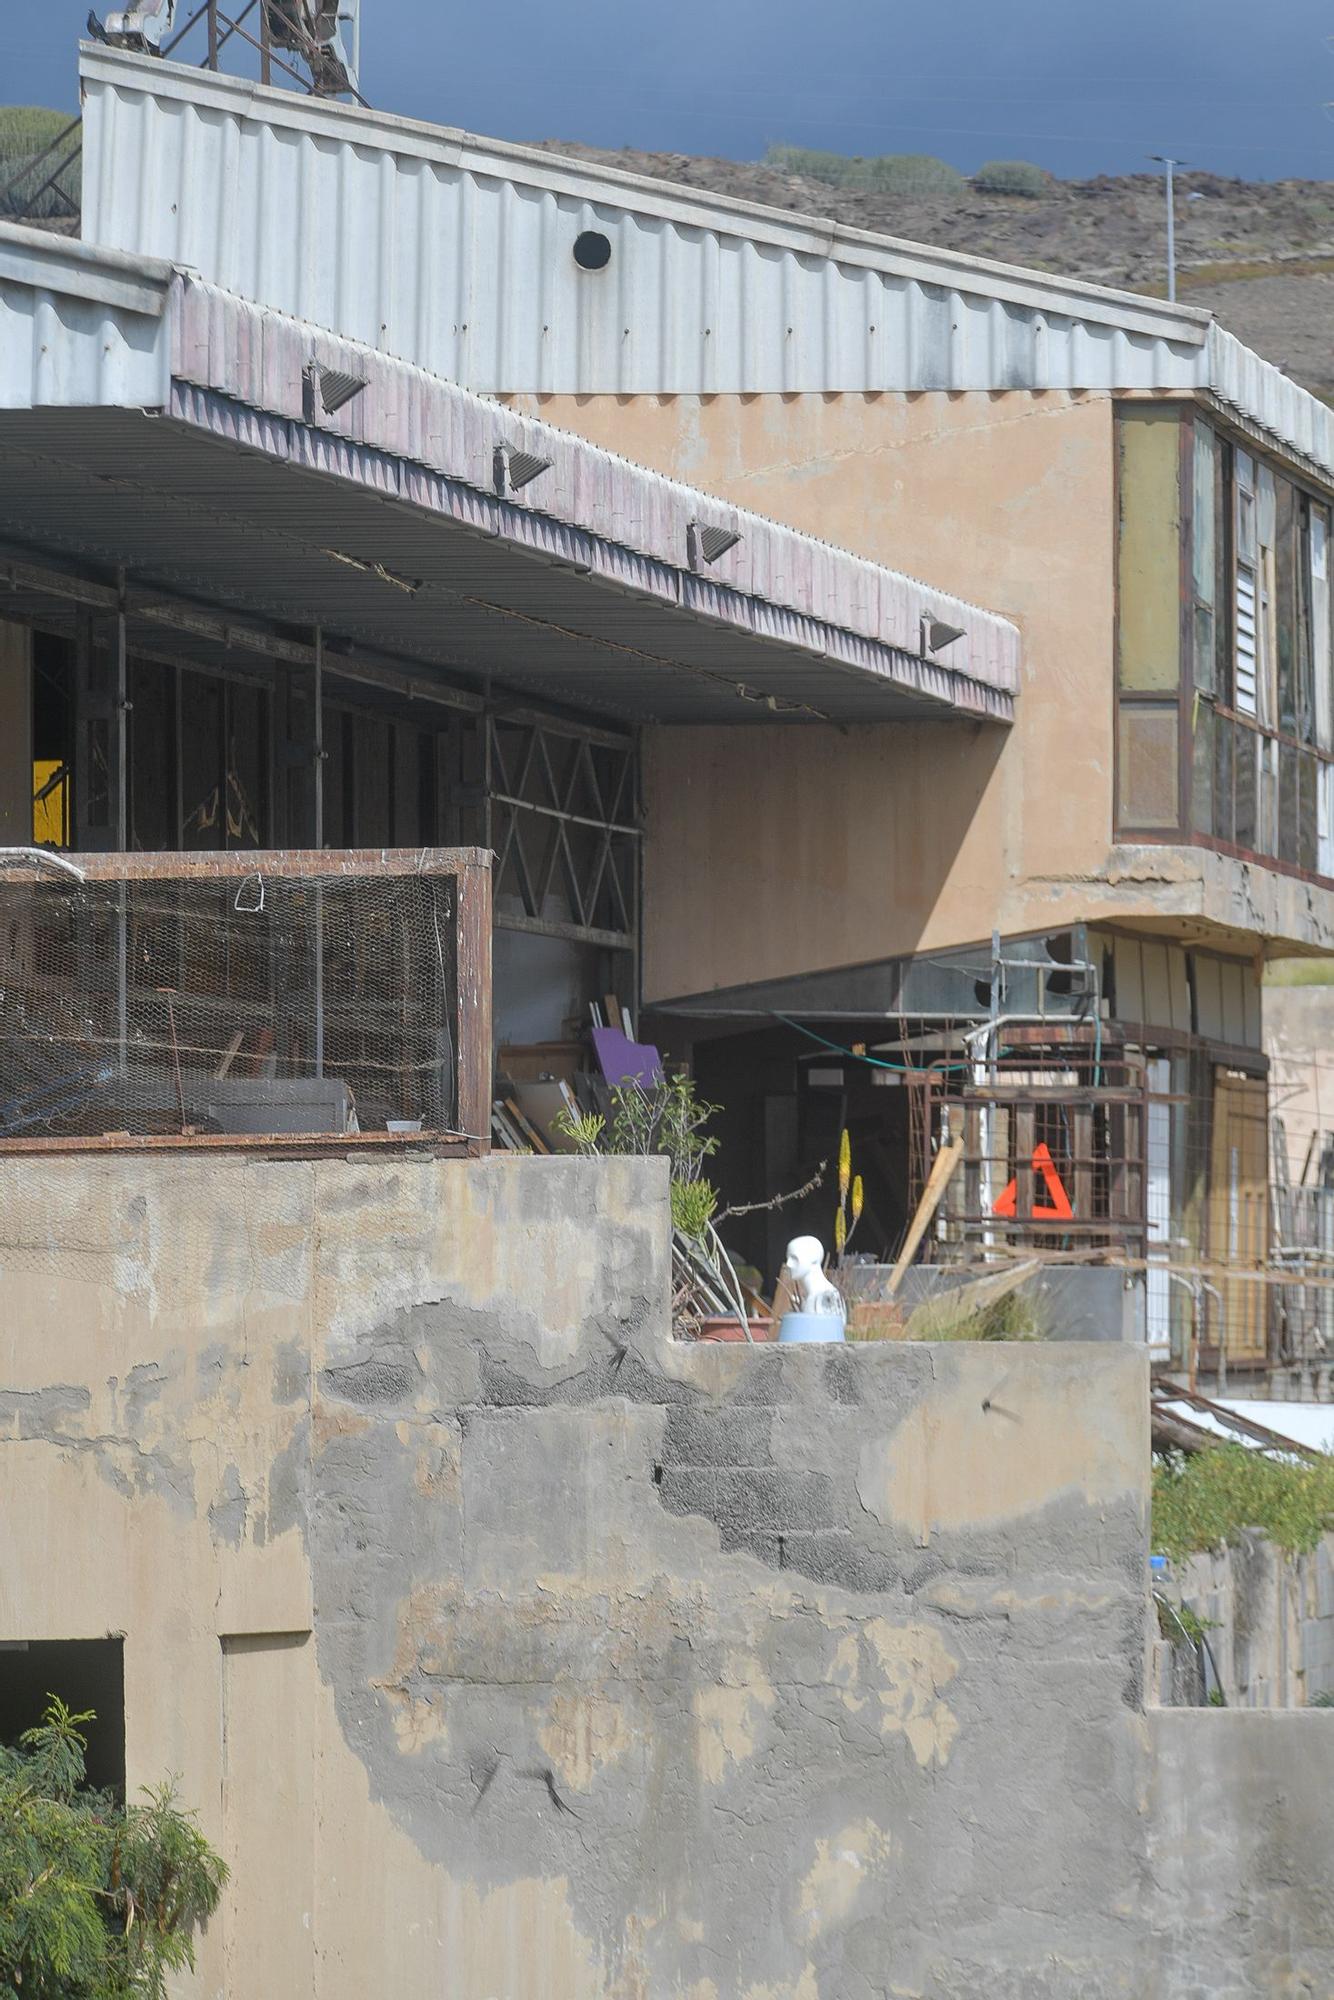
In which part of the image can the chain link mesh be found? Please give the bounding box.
[0,864,459,1140]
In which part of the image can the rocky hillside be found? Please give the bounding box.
[530,141,1334,400]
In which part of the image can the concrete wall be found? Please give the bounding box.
[1147,1712,1334,1997]
[1153,1529,1334,1709]
[1,1149,1331,1997]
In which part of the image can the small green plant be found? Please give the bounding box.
[554,1108,605,1156]
[1154,1598,1217,1645]
[1152,1444,1334,1562]
[972,159,1052,197]
[670,1176,718,1243]
[0,1695,226,1998]
[763,144,965,196]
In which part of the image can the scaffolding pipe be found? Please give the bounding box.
[115,578,129,1077]
[313,624,324,1079]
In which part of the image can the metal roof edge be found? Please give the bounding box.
[78,44,1207,346]
[0,218,173,318]
[165,274,1021,699]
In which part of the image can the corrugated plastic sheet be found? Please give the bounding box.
[81,46,1209,399]
[169,276,1020,708]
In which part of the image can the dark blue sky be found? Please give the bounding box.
[10,0,1334,181]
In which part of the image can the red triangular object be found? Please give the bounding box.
[992,1142,1074,1221]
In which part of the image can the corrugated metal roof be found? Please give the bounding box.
[76,44,1334,491]
[0,225,1019,725]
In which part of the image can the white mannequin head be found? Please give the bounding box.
[783,1235,844,1317]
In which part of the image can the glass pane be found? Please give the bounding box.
[1234,722,1257,850]
[1191,702,1213,834]
[1276,476,1298,735]
[1279,740,1299,864]
[226,684,268,850]
[1118,702,1180,829]
[1300,748,1319,873]
[179,672,223,850]
[1213,708,1235,844]
[128,658,175,852]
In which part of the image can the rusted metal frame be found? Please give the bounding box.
[492,908,633,953]
[0,1129,471,1160]
[10,147,82,222]
[453,856,492,1155]
[0,847,490,886]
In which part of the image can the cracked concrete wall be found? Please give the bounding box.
[1,1150,1331,1996]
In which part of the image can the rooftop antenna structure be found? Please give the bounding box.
[4,0,365,228]
[87,0,365,99]
[1148,154,1186,304]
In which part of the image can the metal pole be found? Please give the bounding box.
[1150,155,1183,304]
[259,0,272,84]
[207,0,219,67]
[115,574,129,1077]
[313,625,324,1078]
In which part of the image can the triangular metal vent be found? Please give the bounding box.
[691,523,742,567]
[318,367,367,414]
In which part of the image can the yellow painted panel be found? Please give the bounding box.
[32,760,69,847]
[1117,409,1182,692]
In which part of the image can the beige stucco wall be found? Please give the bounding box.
[523,391,1334,999]
[529,390,1115,998]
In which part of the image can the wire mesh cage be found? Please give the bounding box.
[0,852,487,1144]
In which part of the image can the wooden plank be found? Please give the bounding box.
[455,854,494,1155]
[887,1138,964,1298]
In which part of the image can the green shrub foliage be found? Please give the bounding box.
[1153,1444,1334,1561]
[763,145,965,196]
[972,159,1052,197]
[0,1696,226,1998]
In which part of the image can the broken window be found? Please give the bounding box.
[1126,409,1334,880]
[0,1638,125,1797]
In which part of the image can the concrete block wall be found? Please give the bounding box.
[1156,1528,1334,1707]
[1,1149,1333,1997]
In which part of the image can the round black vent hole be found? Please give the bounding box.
[573,230,612,272]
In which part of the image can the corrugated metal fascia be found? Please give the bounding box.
[80,47,1209,397]
[78,45,1207,346]
[0,219,171,318]
[0,225,171,409]
[167,276,1020,701]
[167,377,1014,721]
[1206,324,1334,490]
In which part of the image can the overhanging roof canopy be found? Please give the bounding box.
[0,225,1019,727]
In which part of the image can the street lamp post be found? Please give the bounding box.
[1150,154,1186,304]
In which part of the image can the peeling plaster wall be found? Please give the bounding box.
[0,1151,1331,1997]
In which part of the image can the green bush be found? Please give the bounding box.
[0,1695,225,1997]
[972,159,1053,198]
[763,145,964,196]
[0,106,82,220]
[1153,1443,1334,1561]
